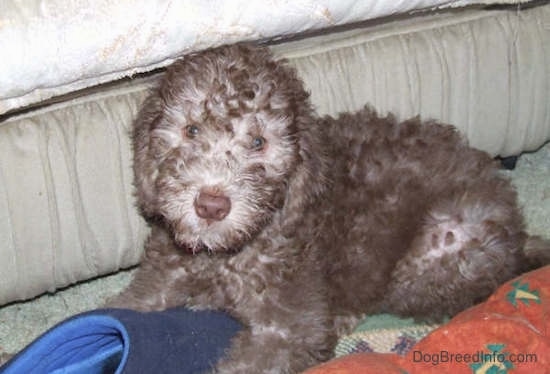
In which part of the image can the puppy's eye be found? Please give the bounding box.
[184,125,199,138]
[241,89,256,100]
[251,136,267,151]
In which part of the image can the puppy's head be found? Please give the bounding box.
[133,44,319,253]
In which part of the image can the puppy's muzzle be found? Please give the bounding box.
[194,188,231,222]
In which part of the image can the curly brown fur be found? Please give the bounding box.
[108,44,548,373]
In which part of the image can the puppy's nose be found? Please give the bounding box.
[194,189,231,221]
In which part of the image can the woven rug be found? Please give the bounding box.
[335,314,440,357]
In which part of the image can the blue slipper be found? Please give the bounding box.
[0,307,241,374]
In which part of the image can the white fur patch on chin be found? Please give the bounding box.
[174,212,248,253]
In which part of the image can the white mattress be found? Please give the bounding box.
[0,0,527,115]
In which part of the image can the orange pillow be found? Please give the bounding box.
[303,265,550,373]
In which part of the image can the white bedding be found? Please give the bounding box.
[0,0,526,115]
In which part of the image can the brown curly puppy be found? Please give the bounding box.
[109,44,548,373]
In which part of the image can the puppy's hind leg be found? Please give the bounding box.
[382,194,530,322]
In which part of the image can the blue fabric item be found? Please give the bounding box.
[0,307,241,374]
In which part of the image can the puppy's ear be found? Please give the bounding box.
[277,66,330,229]
[283,109,330,225]
[131,94,164,218]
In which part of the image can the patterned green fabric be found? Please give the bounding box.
[335,314,440,357]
